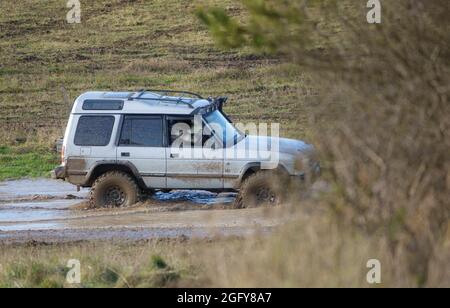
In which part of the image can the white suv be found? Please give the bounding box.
[53,90,320,208]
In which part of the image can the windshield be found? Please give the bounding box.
[203,110,244,147]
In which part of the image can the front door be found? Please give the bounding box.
[166,116,223,189]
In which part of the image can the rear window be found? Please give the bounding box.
[82,100,124,110]
[74,116,115,146]
[119,116,163,147]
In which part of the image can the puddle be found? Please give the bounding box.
[0,178,285,244]
[0,178,242,237]
[153,190,237,205]
[0,178,88,201]
[0,209,68,223]
[0,199,80,223]
[0,223,62,232]
[0,199,78,210]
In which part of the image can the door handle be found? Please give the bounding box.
[121,152,130,157]
[170,153,179,158]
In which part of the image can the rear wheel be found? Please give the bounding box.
[233,171,289,209]
[89,171,140,208]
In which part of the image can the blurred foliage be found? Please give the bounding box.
[197,0,321,53]
[198,0,450,287]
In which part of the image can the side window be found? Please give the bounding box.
[168,118,194,147]
[74,116,115,146]
[119,116,163,147]
[168,118,211,147]
[82,100,124,111]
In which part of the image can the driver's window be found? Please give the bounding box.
[167,118,199,148]
[168,118,220,148]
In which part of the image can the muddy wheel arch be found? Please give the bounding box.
[85,161,146,190]
[238,162,289,188]
[233,170,290,209]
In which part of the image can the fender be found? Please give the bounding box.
[238,162,289,184]
[84,160,147,189]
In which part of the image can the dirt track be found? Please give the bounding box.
[0,179,281,244]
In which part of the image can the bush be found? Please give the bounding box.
[199,0,450,286]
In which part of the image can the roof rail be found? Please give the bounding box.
[134,89,203,99]
[128,89,201,109]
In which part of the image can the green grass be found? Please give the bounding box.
[0,146,59,181]
[0,241,193,288]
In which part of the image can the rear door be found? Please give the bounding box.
[68,115,118,184]
[116,115,166,189]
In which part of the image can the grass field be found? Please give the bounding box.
[0,145,58,180]
[0,0,324,288]
[0,0,314,180]
[0,216,414,288]
[1,0,448,288]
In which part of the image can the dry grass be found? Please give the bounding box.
[1,202,446,288]
[0,0,448,288]
[0,0,312,148]
[0,0,314,180]
[307,0,450,286]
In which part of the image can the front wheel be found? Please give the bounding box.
[233,171,289,209]
[89,171,140,208]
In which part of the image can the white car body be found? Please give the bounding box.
[54,90,319,191]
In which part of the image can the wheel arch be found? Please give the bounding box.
[85,161,146,190]
[238,162,289,186]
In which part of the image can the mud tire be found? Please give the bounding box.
[233,171,289,209]
[89,171,140,208]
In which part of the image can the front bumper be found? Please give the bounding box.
[51,165,66,180]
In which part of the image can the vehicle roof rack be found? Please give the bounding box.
[128,89,205,109]
[135,89,203,99]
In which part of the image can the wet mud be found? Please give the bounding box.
[0,179,279,243]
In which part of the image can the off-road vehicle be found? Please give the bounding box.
[53,90,320,208]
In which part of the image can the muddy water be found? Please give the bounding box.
[0,179,87,232]
[0,178,88,201]
[154,190,237,204]
[0,179,277,243]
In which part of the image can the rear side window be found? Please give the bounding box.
[74,116,115,146]
[82,100,124,110]
[119,116,163,147]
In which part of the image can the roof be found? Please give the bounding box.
[71,91,217,115]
